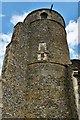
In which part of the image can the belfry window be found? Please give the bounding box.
[40,12,48,19]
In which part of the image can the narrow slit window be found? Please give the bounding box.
[41,53,44,58]
[37,43,48,61]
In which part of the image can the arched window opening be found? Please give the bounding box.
[40,12,48,19]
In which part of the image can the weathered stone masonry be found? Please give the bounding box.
[1,8,79,119]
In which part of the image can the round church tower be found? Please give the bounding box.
[24,9,70,65]
[2,8,78,119]
[23,9,76,118]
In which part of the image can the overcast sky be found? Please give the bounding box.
[0,1,80,75]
